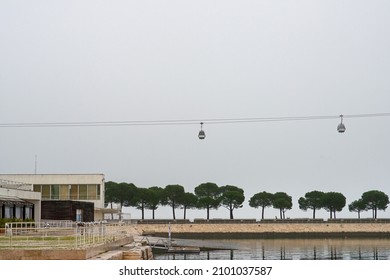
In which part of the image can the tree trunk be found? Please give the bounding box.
[110,202,114,220]
[358,211,360,219]
[261,206,265,220]
[152,209,155,220]
[230,208,234,219]
[312,208,316,219]
[172,203,176,220]
[183,206,187,220]
[141,205,144,220]
[279,209,282,219]
[333,210,336,219]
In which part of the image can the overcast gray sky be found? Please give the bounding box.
[1,0,390,220]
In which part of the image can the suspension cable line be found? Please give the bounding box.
[0,112,390,128]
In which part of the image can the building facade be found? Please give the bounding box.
[0,174,107,221]
[0,179,41,222]
[41,200,94,222]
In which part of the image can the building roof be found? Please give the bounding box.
[0,196,33,206]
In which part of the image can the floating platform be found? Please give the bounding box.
[167,246,200,254]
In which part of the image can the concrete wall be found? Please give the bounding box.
[132,223,390,239]
[0,249,87,260]
[0,236,133,260]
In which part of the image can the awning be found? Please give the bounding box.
[0,196,34,206]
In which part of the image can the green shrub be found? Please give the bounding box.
[0,218,34,228]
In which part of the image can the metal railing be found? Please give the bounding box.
[0,179,32,191]
[1,221,128,249]
[139,236,172,249]
[75,222,128,248]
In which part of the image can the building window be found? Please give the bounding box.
[79,185,88,199]
[97,185,101,199]
[70,185,78,200]
[87,184,98,200]
[15,206,22,219]
[51,185,59,200]
[30,181,102,201]
[59,185,70,199]
[76,209,83,222]
[25,206,33,219]
[42,185,50,199]
[33,185,41,192]
[4,206,13,218]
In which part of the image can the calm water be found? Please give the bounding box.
[154,238,390,260]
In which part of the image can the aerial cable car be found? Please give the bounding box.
[198,122,206,139]
[337,114,346,133]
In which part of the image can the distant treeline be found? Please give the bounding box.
[105,181,389,220]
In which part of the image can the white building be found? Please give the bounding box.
[0,174,110,221]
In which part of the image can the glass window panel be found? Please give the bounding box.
[51,185,59,200]
[87,184,97,200]
[15,206,22,219]
[33,185,41,192]
[25,207,32,219]
[42,185,50,200]
[4,206,13,218]
[79,185,87,199]
[59,185,69,199]
[97,185,101,200]
[76,209,83,222]
[70,185,78,200]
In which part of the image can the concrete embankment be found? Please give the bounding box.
[128,223,390,239]
[89,242,153,260]
[0,236,133,260]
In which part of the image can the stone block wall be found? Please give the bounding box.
[130,223,390,239]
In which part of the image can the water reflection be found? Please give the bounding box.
[155,238,390,260]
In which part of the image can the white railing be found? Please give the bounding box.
[1,221,128,249]
[74,222,127,248]
[0,179,32,191]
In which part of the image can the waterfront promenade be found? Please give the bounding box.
[2,219,390,260]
